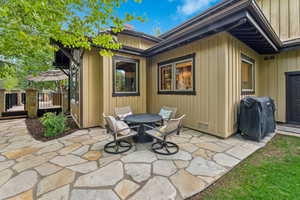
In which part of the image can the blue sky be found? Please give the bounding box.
[116,0,222,36]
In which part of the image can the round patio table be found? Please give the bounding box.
[124,113,162,143]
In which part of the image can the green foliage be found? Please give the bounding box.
[0,0,144,72]
[3,78,19,90]
[40,112,66,137]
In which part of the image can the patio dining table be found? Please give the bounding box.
[124,113,162,143]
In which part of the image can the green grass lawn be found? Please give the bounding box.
[192,135,300,200]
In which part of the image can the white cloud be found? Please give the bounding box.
[176,0,217,16]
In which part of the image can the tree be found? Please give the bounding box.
[0,0,144,73]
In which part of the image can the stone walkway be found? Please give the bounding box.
[0,119,275,200]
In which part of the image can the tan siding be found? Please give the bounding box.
[148,33,230,138]
[117,34,156,50]
[258,49,300,122]
[257,0,300,40]
[225,34,261,135]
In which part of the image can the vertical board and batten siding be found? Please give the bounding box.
[225,33,261,135]
[117,34,157,50]
[256,0,300,40]
[101,53,147,126]
[147,33,230,138]
[81,50,102,128]
[257,49,300,122]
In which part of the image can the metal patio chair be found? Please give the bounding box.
[103,113,138,154]
[157,106,178,126]
[145,115,185,155]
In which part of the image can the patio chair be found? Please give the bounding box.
[103,113,139,154]
[157,106,178,126]
[115,106,133,121]
[145,115,185,155]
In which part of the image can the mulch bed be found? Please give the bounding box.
[25,117,79,142]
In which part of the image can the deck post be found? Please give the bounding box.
[61,89,69,113]
[25,88,38,118]
[0,89,5,116]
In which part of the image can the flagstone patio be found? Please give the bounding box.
[0,119,275,200]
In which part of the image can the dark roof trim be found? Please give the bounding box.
[159,0,241,39]
[91,44,146,57]
[281,38,300,52]
[119,29,162,43]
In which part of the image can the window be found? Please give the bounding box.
[241,54,255,94]
[113,56,139,96]
[158,54,195,95]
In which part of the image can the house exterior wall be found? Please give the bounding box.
[148,33,231,138]
[117,34,157,50]
[257,49,300,123]
[256,0,300,41]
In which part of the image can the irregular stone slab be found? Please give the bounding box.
[35,162,62,176]
[38,185,69,200]
[98,155,121,167]
[37,143,64,155]
[129,176,176,200]
[67,161,98,173]
[70,189,120,200]
[58,143,82,155]
[178,143,198,153]
[213,153,240,167]
[37,169,75,196]
[0,170,38,199]
[0,169,13,186]
[67,135,91,143]
[0,155,6,161]
[170,170,206,199]
[157,150,192,161]
[186,157,226,177]
[121,150,157,163]
[7,189,32,200]
[82,151,102,161]
[0,160,15,171]
[70,129,89,136]
[13,152,57,172]
[74,161,123,187]
[72,145,89,156]
[125,163,151,183]
[153,160,177,176]
[50,155,86,167]
[3,147,39,159]
[81,138,100,145]
[115,179,140,200]
[174,160,190,169]
[192,148,215,160]
[91,140,108,151]
[226,145,253,160]
[169,137,190,144]
[16,154,35,162]
[198,175,216,184]
[196,142,231,153]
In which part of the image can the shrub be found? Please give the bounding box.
[40,112,66,137]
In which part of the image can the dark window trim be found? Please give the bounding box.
[112,55,140,97]
[241,53,255,95]
[285,71,300,124]
[157,53,196,95]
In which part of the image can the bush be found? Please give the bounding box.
[40,112,66,137]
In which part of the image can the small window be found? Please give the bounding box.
[241,54,255,94]
[158,54,195,95]
[113,56,139,96]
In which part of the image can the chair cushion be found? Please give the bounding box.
[117,112,133,120]
[115,120,130,136]
[159,109,172,120]
[105,116,117,132]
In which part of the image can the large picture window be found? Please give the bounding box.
[158,54,195,95]
[113,56,139,96]
[241,54,255,94]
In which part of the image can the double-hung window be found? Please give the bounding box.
[241,54,255,94]
[158,54,195,95]
[113,56,139,96]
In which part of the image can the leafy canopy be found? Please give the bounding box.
[0,0,144,72]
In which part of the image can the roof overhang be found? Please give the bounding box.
[145,0,283,56]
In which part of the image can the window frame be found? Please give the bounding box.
[241,54,255,95]
[157,53,196,95]
[112,55,140,97]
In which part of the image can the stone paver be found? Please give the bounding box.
[74,161,123,187]
[0,170,38,199]
[115,180,140,200]
[71,189,120,200]
[0,119,276,200]
[37,169,75,196]
[125,163,151,183]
